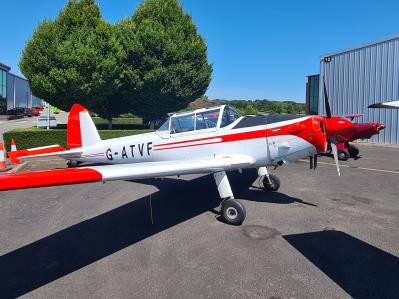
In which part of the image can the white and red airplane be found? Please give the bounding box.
[0,101,351,225]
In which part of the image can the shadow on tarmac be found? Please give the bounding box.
[0,170,300,298]
[8,169,384,298]
[284,230,399,299]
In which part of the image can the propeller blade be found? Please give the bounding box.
[309,155,313,169]
[323,77,332,118]
[330,137,341,176]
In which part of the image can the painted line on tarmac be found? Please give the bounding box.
[299,160,399,174]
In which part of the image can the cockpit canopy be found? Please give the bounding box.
[157,105,241,134]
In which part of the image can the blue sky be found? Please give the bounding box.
[1,0,399,102]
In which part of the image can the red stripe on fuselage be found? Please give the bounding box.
[82,153,105,157]
[154,140,222,151]
[153,118,312,151]
[0,168,103,191]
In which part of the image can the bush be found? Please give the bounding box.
[3,128,153,151]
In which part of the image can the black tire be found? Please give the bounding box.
[337,150,350,161]
[262,174,280,192]
[348,144,359,157]
[221,199,246,225]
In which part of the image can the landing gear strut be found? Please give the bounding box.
[214,171,246,225]
[258,167,280,192]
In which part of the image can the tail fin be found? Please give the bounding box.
[67,104,101,149]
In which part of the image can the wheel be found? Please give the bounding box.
[348,144,359,157]
[337,150,350,161]
[262,174,280,192]
[221,199,246,225]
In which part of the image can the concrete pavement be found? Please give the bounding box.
[0,144,398,298]
[0,117,37,143]
[0,112,68,144]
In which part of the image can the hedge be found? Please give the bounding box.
[3,128,153,151]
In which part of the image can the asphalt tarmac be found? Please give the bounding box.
[0,144,398,298]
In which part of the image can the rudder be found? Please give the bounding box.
[67,104,101,149]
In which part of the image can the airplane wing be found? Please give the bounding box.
[0,154,254,191]
[368,100,399,109]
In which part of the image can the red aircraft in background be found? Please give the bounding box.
[320,80,385,160]
[327,121,385,160]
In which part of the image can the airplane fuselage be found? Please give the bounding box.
[74,115,318,169]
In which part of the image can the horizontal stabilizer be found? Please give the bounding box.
[8,145,66,164]
[18,149,82,161]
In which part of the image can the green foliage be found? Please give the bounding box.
[92,117,147,130]
[241,104,259,115]
[20,0,212,123]
[19,0,128,120]
[226,99,306,114]
[92,117,142,125]
[4,128,69,150]
[3,128,152,151]
[117,0,213,120]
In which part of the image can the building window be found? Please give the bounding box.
[306,75,319,115]
[0,70,7,114]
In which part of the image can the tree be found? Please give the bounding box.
[275,103,284,114]
[242,104,258,115]
[118,0,213,121]
[20,0,129,128]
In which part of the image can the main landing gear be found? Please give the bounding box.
[214,171,246,225]
[213,167,281,225]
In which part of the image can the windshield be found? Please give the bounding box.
[158,118,170,131]
[220,106,241,127]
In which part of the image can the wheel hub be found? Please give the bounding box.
[226,207,238,220]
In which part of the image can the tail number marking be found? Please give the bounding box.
[106,142,153,161]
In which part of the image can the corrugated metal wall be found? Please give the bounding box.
[319,37,399,144]
[6,73,32,110]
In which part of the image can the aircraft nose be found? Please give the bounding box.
[310,116,328,153]
[370,122,386,134]
[376,123,386,131]
[324,117,352,135]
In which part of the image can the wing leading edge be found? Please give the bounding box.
[0,154,254,191]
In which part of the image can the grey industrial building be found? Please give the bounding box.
[0,62,41,114]
[306,34,399,144]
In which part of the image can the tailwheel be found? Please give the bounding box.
[348,144,359,157]
[221,199,246,225]
[337,149,350,161]
[262,174,280,192]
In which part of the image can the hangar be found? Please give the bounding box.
[0,62,41,114]
[306,34,399,144]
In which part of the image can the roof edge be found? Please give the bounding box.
[320,33,399,58]
[0,62,11,72]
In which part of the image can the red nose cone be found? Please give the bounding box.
[325,117,352,135]
[374,123,386,133]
